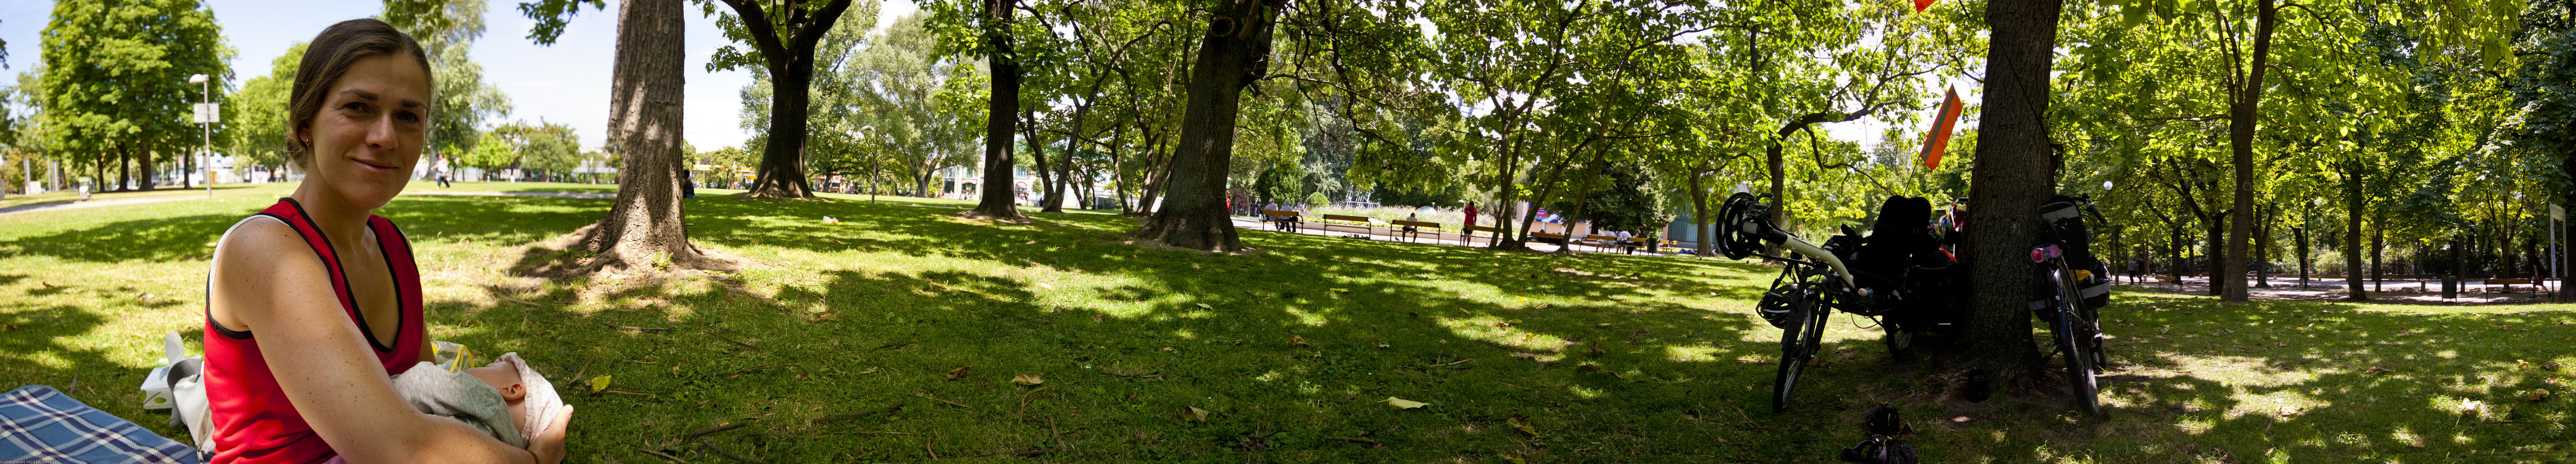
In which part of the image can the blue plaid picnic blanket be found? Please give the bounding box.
[1,385,201,464]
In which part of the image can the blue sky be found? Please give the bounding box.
[3,0,917,153]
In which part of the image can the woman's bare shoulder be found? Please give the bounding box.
[210,216,332,331]
[214,216,312,272]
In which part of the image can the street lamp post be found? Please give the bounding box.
[189,73,214,198]
[857,125,878,204]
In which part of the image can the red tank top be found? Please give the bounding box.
[203,198,424,463]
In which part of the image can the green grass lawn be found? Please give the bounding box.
[3,187,2570,462]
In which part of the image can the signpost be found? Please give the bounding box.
[190,74,217,198]
[2553,204,2565,298]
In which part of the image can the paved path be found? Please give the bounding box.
[2120,275,2558,304]
[0,190,619,216]
[405,190,618,199]
[0,196,202,216]
[1227,215,1611,254]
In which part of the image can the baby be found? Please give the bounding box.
[389,352,564,448]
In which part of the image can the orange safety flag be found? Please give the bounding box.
[1914,0,1937,12]
[1920,86,1963,169]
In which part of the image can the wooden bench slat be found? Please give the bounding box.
[1320,214,1372,223]
[1391,220,1441,229]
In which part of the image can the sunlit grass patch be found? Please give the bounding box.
[6,186,2575,462]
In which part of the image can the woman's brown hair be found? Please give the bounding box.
[283,18,433,169]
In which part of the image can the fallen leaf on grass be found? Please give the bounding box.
[2364,367,2393,375]
[1290,335,1311,347]
[1194,303,1213,310]
[1181,406,1210,422]
[1038,282,1055,290]
[1011,375,1044,386]
[2275,342,2288,347]
[2529,389,2553,402]
[587,375,613,393]
[1586,344,1606,356]
[1507,413,1539,437]
[1331,288,1351,293]
[946,366,973,380]
[1384,397,1428,409]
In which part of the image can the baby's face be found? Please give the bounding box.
[462,361,529,433]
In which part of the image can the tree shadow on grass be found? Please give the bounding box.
[1834,293,2576,463]
[431,196,1930,462]
[0,195,610,264]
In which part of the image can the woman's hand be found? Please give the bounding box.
[531,405,573,464]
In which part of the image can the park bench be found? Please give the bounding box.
[1317,214,1379,239]
[1463,226,1502,246]
[1390,220,1442,243]
[2485,278,2535,293]
[1620,236,1655,253]
[1582,234,1622,253]
[2155,276,2180,284]
[1260,209,1303,233]
[1529,231,1569,246]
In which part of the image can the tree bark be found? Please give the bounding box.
[1958,0,2060,387]
[2372,212,2385,292]
[2220,0,2279,302]
[2344,159,2368,299]
[580,0,735,273]
[730,0,856,200]
[2255,202,2271,287]
[1689,168,1715,258]
[2208,216,2225,296]
[141,142,158,191]
[2294,226,2309,288]
[1025,108,1055,212]
[1129,0,1281,251]
[966,0,1030,220]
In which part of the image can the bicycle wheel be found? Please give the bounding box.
[1881,320,1914,361]
[2053,270,2102,415]
[1772,286,1829,412]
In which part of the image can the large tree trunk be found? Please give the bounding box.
[1958,0,2060,388]
[966,0,1029,220]
[1025,108,1055,212]
[122,146,135,191]
[141,142,158,191]
[1486,137,1530,250]
[2344,160,2368,299]
[2372,213,2385,292]
[2220,0,2279,302]
[2206,216,2225,296]
[1689,169,1714,258]
[745,60,818,199]
[1129,0,1280,251]
[2255,203,2271,288]
[580,0,735,273]
[2295,226,2309,288]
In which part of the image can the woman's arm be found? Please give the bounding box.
[214,220,552,464]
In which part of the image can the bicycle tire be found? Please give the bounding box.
[1882,320,1914,361]
[1772,287,1827,412]
[2053,270,2102,416]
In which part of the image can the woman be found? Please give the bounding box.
[203,19,571,463]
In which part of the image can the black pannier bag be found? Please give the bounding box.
[2038,196,2111,310]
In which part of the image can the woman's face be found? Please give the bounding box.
[300,55,429,210]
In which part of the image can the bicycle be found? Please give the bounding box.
[1716,192,2112,415]
[2032,195,2112,415]
[1717,193,1960,412]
